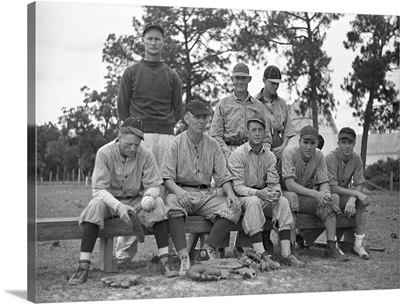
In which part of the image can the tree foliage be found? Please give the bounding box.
[365,157,399,191]
[101,6,246,109]
[342,14,399,168]
[236,10,342,130]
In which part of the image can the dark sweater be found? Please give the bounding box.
[117,60,183,135]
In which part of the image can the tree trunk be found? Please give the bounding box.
[360,92,374,170]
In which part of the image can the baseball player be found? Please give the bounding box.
[228,115,305,267]
[68,117,178,285]
[254,65,295,160]
[210,63,272,256]
[117,23,183,257]
[281,125,349,261]
[325,127,370,259]
[117,24,182,164]
[210,63,272,163]
[162,100,242,275]
[253,65,296,250]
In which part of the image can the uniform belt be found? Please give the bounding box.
[178,184,208,190]
[114,196,138,200]
[225,139,246,146]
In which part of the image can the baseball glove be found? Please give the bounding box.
[101,274,140,288]
[238,249,265,271]
[186,264,222,281]
[129,210,145,243]
[199,258,243,270]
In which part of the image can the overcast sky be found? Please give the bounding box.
[1,1,399,304]
[33,1,399,134]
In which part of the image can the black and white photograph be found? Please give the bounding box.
[2,0,400,304]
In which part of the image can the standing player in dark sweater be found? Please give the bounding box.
[117,23,183,267]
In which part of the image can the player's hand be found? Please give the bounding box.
[272,145,285,159]
[226,193,241,212]
[175,188,195,208]
[313,190,330,206]
[256,188,279,204]
[344,197,356,217]
[117,203,136,227]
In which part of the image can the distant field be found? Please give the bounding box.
[36,183,92,218]
[34,184,399,303]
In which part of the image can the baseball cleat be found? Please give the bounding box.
[261,252,280,271]
[160,259,179,278]
[68,260,90,285]
[279,254,306,268]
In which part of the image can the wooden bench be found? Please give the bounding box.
[36,214,356,272]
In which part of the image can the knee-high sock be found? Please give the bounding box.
[206,218,236,250]
[279,229,291,257]
[167,216,187,252]
[153,220,169,249]
[80,222,100,253]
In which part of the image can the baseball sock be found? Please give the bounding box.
[205,218,236,250]
[250,232,264,254]
[168,216,187,253]
[153,220,169,249]
[279,229,291,258]
[80,222,99,254]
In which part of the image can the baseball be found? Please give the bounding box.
[141,196,156,211]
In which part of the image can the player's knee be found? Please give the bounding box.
[282,191,299,211]
[331,193,340,206]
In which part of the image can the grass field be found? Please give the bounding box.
[35,183,399,303]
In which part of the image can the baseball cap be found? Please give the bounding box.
[247,115,266,129]
[121,117,144,140]
[338,127,356,141]
[232,63,250,77]
[185,100,211,116]
[300,125,319,140]
[263,65,284,83]
[143,23,164,36]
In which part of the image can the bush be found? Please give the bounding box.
[365,157,399,191]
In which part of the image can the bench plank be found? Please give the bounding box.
[36,214,356,242]
[36,214,356,273]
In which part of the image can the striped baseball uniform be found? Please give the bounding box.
[79,138,168,260]
[228,142,293,236]
[162,131,241,224]
[281,145,341,222]
[210,93,272,161]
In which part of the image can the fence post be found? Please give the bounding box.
[49,171,52,182]
[390,171,393,192]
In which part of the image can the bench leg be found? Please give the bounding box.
[188,234,200,260]
[99,237,118,273]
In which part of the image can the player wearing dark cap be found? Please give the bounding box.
[254,65,297,251]
[280,125,349,261]
[325,127,370,260]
